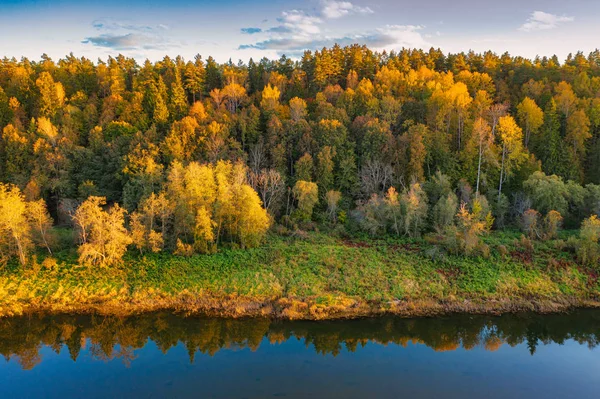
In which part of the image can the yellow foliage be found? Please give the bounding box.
[260,84,281,111]
[0,183,31,265]
[74,196,132,267]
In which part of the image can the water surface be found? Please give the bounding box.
[0,311,599,398]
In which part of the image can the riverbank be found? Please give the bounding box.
[1,231,598,319]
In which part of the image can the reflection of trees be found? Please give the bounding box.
[0,311,599,370]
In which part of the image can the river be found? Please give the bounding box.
[0,311,599,398]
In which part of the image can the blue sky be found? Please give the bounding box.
[1,0,598,62]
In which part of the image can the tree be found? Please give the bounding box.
[554,81,577,118]
[222,83,247,113]
[248,169,285,214]
[184,57,205,102]
[317,146,336,195]
[293,180,318,221]
[36,71,65,118]
[166,161,270,251]
[401,183,428,237]
[325,190,342,223]
[0,183,31,265]
[497,115,526,200]
[536,100,567,177]
[169,69,188,120]
[523,172,569,215]
[405,123,427,183]
[469,118,495,195]
[130,192,174,254]
[576,215,600,266]
[260,84,280,113]
[289,97,307,122]
[445,199,493,256]
[516,97,543,148]
[566,109,591,176]
[73,196,132,267]
[295,153,314,182]
[432,192,458,232]
[26,199,54,254]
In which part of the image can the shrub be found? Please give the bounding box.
[576,215,600,267]
[432,192,458,232]
[522,209,541,239]
[443,199,493,256]
[543,210,563,240]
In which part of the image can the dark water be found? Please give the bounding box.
[0,311,599,398]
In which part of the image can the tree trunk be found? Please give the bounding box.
[476,140,483,197]
[498,144,506,202]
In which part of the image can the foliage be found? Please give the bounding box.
[293,180,319,222]
[576,215,600,267]
[73,196,132,267]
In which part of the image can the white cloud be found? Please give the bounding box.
[83,19,176,51]
[279,10,322,36]
[519,11,574,32]
[321,0,374,19]
[239,2,426,56]
[240,24,430,55]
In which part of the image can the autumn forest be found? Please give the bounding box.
[0,45,599,318]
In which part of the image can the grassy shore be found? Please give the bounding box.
[0,231,598,319]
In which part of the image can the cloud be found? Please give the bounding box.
[240,25,429,54]
[519,11,574,32]
[276,10,323,35]
[241,27,262,34]
[83,19,174,51]
[82,33,174,51]
[238,3,422,56]
[320,0,374,19]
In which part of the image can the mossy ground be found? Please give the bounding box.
[0,230,598,319]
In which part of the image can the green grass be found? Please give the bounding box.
[0,230,598,318]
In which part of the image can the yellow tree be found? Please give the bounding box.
[469,117,495,195]
[73,196,132,267]
[229,184,271,248]
[497,116,527,200]
[130,192,174,254]
[36,71,65,118]
[293,180,319,221]
[222,83,247,113]
[449,82,472,149]
[554,81,577,118]
[0,183,31,265]
[194,206,216,254]
[26,199,54,254]
[566,109,591,160]
[203,121,228,162]
[516,97,543,148]
[289,97,307,122]
[162,116,201,162]
[260,84,281,113]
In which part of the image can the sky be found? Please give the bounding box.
[1,0,599,63]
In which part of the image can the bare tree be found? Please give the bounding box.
[487,103,509,136]
[248,139,267,173]
[248,169,285,214]
[360,160,393,197]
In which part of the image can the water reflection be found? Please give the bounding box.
[1,311,599,370]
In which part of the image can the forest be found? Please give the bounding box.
[0,45,599,312]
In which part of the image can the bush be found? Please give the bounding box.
[543,210,563,240]
[442,199,492,256]
[576,215,600,267]
[522,209,541,239]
